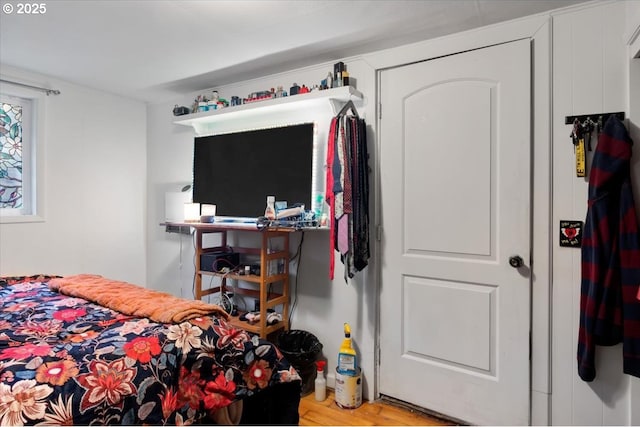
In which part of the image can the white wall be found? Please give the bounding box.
[0,65,147,284]
[551,1,640,425]
[146,59,379,399]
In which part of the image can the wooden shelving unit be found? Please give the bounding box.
[172,222,295,339]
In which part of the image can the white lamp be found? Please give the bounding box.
[183,202,201,223]
[164,184,192,222]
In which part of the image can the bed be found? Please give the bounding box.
[0,274,301,426]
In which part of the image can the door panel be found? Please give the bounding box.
[404,277,495,372]
[379,40,531,425]
[405,81,494,256]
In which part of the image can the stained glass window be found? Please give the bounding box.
[0,91,33,218]
[0,101,24,209]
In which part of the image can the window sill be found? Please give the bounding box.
[0,214,45,224]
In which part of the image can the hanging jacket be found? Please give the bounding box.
[578,115,640,381]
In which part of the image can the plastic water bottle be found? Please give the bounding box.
[314,360,327,401]
[265,195,276,220]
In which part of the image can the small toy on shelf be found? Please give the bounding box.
[172,105,190,116]
[244,90,275,104]
[333,61,345,88]
[342,71,350,86]
[324,72,333,90]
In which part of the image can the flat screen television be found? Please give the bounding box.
[193,123,315,219]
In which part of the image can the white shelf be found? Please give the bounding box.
[173,86,363,134]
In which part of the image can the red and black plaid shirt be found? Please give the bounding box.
[578,116,640,381]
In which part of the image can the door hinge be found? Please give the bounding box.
[378,102,382,120]
[376,225,382,242]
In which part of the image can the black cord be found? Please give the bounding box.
[288,232,304,327]
[212,257,239,272]
[289,232,304,262]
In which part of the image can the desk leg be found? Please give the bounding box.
[194,229,203,300]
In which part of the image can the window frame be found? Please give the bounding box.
[0,82,46,224]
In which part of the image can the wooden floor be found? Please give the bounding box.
[299,390,456,426]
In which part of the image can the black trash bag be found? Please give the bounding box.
[276,330,323,396]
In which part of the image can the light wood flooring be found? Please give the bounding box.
[299,390,457,426]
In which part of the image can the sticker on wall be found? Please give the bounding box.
[559,220,583,247]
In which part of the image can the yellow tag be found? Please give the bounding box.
[576,138,586,177]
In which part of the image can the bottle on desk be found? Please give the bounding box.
[265,195,276,220]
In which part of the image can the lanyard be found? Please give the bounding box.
[570,118,596,178]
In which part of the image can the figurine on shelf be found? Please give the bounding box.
[217,96,229,109]
[342,71,350,86]
[172,105,190,116]
[325,72,333,90]
[299,85,310,94]
[194,95,207,112]
[290,83,300,95]
[334,62,345,88]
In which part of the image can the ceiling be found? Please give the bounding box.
[0,0,586,103]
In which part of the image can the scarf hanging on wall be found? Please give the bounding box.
[325,111,370,282]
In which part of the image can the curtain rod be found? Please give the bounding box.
[0,78,61,95]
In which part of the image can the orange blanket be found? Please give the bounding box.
[49,274,229,323]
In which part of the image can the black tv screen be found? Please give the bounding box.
[193,123,315,218]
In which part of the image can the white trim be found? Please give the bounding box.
[0,78,46,224]
[530,19,553,426]
[363,14,548,72]
[367,13,553,425]
[0,214,45,223]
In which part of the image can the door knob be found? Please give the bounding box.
[509,255,524,268]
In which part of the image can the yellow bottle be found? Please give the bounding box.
[337,323,357,375]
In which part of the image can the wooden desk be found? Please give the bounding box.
[167,221,294,338]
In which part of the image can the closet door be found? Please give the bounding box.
[379,39,531,425]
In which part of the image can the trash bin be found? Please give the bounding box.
[276,330,323,396]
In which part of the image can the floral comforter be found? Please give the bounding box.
[0,275,301,426]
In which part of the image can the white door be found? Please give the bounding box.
[379,39,531,425]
